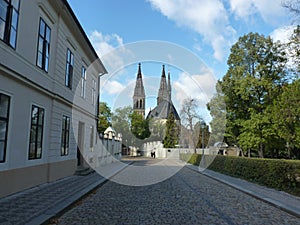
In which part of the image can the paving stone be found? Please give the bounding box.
[52,162,300,225]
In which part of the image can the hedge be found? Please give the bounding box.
[180,154,300,196]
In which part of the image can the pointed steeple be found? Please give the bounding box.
[157,65,168,105]
[133,63,145,117]
[168,71,171,102]
[137,63,142,79]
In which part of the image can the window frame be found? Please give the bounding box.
[92,79,96,105]
[28,105,44,160]
[0,0,20,49]
[36,18,51,72]
[61,115,70,156]
[81,66,86,98]
[65,48,74,89]
[0,93,10,163]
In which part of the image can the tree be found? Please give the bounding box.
[285,25,300,78]
[163,113,179,148]
[282,0,300,23]
[180,97,201,152]
[112,106,133,147]
[206,82,227,146]
[130,112,151,141]
[272,80,300,159]
[147,119,166,142]
[98,102,112,133]
[215,33,287,157]
[195,122,210,149]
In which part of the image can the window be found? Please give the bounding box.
[65,49,74,89]
[36,18,51,72]
[90,126,94,150]
[0,0,19,48]
[61,115,70,156]
[81,66,86,98]
[28,105,44,160]
[0,93,10,163]
[92,79,96,105]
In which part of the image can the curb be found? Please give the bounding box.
[25,162,132,225]
[186,164,300,218]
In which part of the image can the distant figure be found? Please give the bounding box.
[150,151,156,158]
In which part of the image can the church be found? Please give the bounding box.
[133,63,180,123]
[133,63,181,157]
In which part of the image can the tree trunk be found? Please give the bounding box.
[258,140,264,158]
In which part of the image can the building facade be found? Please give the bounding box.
[0,0,106,197]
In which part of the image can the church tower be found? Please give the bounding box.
[133,63,145,117]
[157,65,169,105]
[147,65,180,123]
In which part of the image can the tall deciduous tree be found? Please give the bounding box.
[98,102,112,133]
[180,97,201,152]
[215,33,287,157]
[112,106,133,146]
[272,79,300,159]
[130,112,150,141]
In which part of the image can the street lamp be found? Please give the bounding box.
[201,121,205,155]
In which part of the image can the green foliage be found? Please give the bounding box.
[207,156,300,196]
[206,82,227,146]
[163,113,179,148]
[179,153,202,165]
[112,106,133,146]
[195,122,210,148]
[272,79,300,158]
[181,154,300,196]
[98,102,112,133]
[207,29,300,159]
[130,111,151,140]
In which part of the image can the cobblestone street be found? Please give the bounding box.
[50,160,300,225]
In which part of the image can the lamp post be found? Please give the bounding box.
[201,121,205,155]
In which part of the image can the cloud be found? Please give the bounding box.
[89,31,123,56]
[101,79,126,95]
[147,0,236,61]
[89,31,127,74]
[173,71,217,108]
[229,0,287,25]
[270,25,296,43]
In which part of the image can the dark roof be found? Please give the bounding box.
[147,100,180,121]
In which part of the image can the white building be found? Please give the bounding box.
[0,0,107,197]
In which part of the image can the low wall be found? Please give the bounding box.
[0,159,76,198]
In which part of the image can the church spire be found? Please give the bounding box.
[137,63,142,79]
[133,63,145,117]
[168,71,171,102]
[157,65,168,105]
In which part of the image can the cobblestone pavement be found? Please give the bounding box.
[50,161,300,225]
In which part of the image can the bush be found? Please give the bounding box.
[180,154,300,196]
[180,153,202,165]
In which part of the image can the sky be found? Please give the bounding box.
[68,0,296,123]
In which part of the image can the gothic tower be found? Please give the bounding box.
[157,65,169,105]
[133,63,145,117]
[147,65,180,122]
